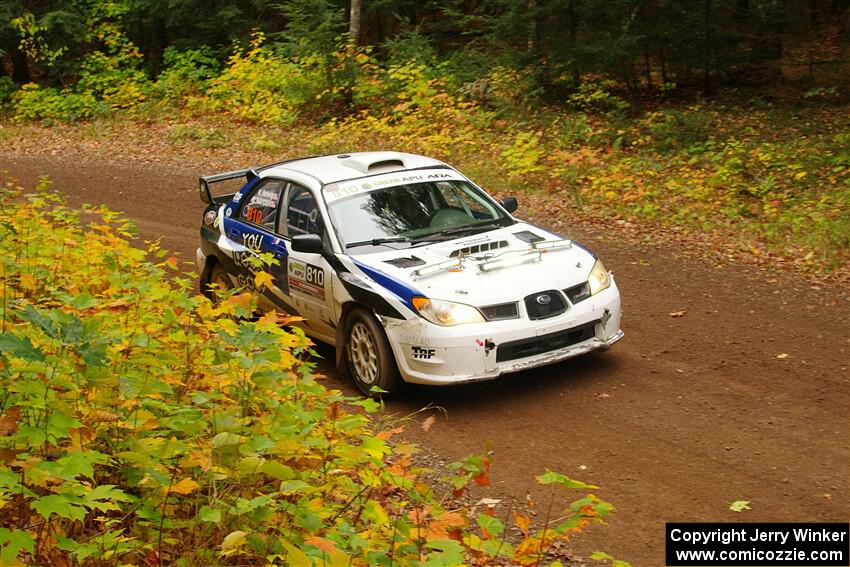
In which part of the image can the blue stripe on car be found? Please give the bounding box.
[570,240,597,259]
[235,176,261,203]
[527,221,596,259]
[352,260,422,309]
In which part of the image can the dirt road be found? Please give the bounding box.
[3,154,848,566]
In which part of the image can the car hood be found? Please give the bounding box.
[348,222,597,306]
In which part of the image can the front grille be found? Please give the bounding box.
[524,290,567,320]
[564,282,591,304]
[480,302,519,321]
[496,320,599,362]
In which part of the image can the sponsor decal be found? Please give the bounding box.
[411,346,435,360]
[242,233,264,251]
[248,187,280,208]
[324,169,465,202]
[232,192,242,203]
[229,232,271,291]
[225,207,232,217]
[287,260,325,299]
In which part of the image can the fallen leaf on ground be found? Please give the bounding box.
[421,415,436,432]
[729,500,750,512]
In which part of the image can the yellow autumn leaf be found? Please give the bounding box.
[220,530,248,556]
[19,273,37,290]
[257,310,281,327]
[282,542,311,567]
[328,549,352,567]
[216,318,238,336]
[254,271,274,289]
[170,478,200,495]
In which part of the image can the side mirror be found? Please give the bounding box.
[500,196,518,213]
[291,233,324,254]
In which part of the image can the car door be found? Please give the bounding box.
[223,178,291,308]
[276,183,337,341]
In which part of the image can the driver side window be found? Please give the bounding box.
[281,185,324,238]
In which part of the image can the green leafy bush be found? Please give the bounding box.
[458,66,543,114]
[637,108,714,152]
[501,131,546,177]
[0,77,17,109]
[12,84,103,122]
[567,80,630,116]
[194,33,324,125]
[0,181,622,565]
[154,47,221,102]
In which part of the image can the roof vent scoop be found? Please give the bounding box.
[339,153,408,174]
[368,159,405,173]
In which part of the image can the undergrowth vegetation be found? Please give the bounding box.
[0,180,623,565]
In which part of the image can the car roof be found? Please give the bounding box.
[260,152,448,185]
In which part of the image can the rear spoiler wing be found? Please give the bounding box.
[199,168,257,204]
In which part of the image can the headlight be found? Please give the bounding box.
[588,259,611,296]
[411,297,485,326]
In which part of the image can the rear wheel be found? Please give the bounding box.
[206,262,233,300]
[345,308,402,397]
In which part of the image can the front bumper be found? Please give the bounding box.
[385,278,623,385]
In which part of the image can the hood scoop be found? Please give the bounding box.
[449,240,509,258]
[513,230,545,244]
[384,255,426,268]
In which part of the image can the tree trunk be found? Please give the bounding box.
[568,0,580,85]
[349,0,362,47]
[704,0,714,93]
[644,48,653,91]
[10,43,30,83]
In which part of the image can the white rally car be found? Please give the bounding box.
[196,152,622,395]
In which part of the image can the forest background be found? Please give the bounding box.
[0,2,848,564]
[1,0,849,273]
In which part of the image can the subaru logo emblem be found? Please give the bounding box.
[536,294,551,305]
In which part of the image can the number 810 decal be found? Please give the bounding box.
[288,260,325,299]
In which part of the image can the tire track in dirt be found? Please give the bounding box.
[3,154,847,566]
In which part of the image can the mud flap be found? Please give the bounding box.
[335,316,349,375]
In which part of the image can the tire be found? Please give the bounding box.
[205,262,233,301]
[345,308,403,397]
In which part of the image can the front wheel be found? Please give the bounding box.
[345,308,402,397]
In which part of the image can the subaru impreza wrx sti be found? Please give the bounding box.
[196,152,623,395]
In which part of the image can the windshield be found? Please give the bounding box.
[325,178,513,250]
